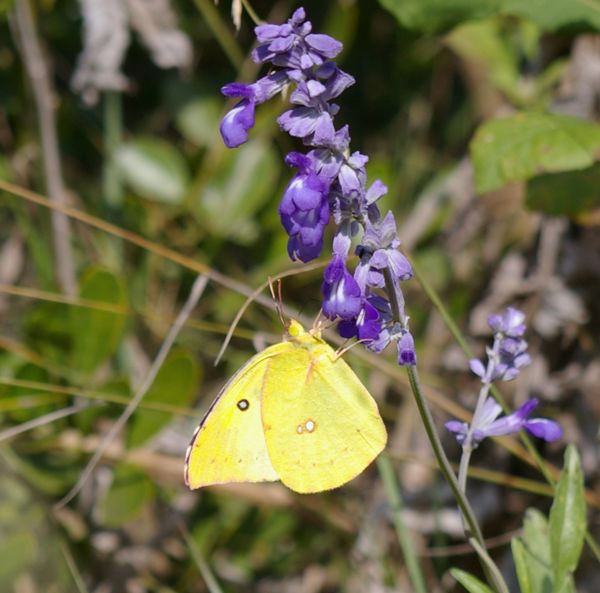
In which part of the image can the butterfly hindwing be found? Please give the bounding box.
[261,335,387,493]
[184,345,292,489]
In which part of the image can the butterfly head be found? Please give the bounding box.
[286,318,326,346]
[286,319,307,339]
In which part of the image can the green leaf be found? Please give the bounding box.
[127,349,200,448]
[379,0,600,33]
[0,531,38,582]
[549,445,586,589]
[197,139,279,244]
[450,568,495,593]
[0,0,15,18]
[446,20,520,101]
[176,97,221,148]
[379,0,498,34]
[98,465,155,527]
[501,0,600,32]
[527,164,600,217]
[515,509,553,593]
[470,112,600,193]
[512,538,534,593]
[116,137,190,204]
[70,267,128,376]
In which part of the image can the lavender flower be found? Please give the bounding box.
[321,234,362,320]
[446,307,562,446]
[470,307,532,384]
[219,7,415,364]
[446,397,562,445]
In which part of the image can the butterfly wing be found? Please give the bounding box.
[184,344,292,489]
[262,338,387,493]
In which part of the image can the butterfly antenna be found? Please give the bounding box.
[334,338,369,361]
[216,264,324,366]
[268,277,287,329]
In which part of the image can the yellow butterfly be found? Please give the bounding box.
[184,320,387,493]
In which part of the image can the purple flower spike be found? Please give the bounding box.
[446,397,562,446]
[322,235,362,320]
[218,7,416,367]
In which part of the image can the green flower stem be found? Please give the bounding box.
[406,365,509,593]
[410,256,600,565]
[240,0,262,25]
[458,380,493,496]
[382,269,508,593]
[103,91,123,209]
[377,454,428,593]
[193,0,244,70]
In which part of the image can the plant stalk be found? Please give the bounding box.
[377,454,428,593]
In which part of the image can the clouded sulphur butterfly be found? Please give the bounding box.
[184,320,387,493]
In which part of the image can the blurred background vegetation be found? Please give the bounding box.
[1,0,600,591]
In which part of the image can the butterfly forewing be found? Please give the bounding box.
[185,345,292,489]
[261,337,387,493]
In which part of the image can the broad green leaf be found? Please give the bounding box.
[70,267,127,376]
[176,97,221,148]
[116,137,190,204]
[197,139,279,244]
[450,568,495,593]
[501,0,600,32]
[379,0,498,34]
[446,20,520,101]
[379,0,600,33]
[127,349,200,448]
[512,538,534,593]
[0,531,37,582]
[527,164,600,217]
[470,112,600,193]
[549,445,586,589]
[517,509,553,593]
[98,465,155,527]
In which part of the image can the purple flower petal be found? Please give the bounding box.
[524,418,563,441]
[305,33,343,58]
[469,358,486,378]
[219,99,255,148]
[397,332,416,366]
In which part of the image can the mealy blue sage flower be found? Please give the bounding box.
[219,7,416,364]
[446,307,562,446]
[445,397,562,445]
[469,307,532,383]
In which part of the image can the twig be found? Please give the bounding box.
[178,521,225,593]
[12,0,77,295]
[55,274,209,508]
[377,454,428,593]
[0,402,94,443]
[58,540,90,593]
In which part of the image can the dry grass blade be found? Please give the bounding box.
[55,274,208,508]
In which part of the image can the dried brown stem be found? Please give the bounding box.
[12,0,77,295]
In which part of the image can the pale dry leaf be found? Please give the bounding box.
[232,0,242,31]
[127,0,193,71]
[72,0,130,105]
